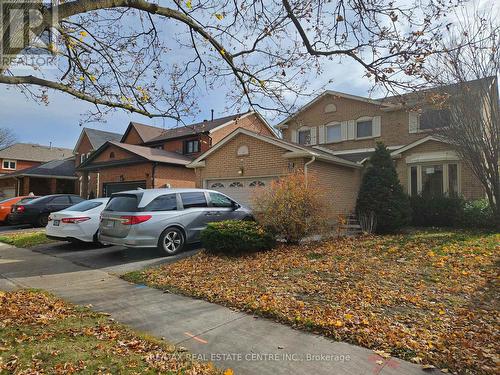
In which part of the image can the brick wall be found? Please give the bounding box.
[281,95,423,151]
[308,161,361,218]
[196,133,302,186]
[161,134,211,157]
[92,144,133,162]
[210,113,274,145]
[75,133,93,167]
[0,159,39,174]
[394,140,485,200]
[97,162,153,197]
[122,127,144,145]
[154,165,196,188]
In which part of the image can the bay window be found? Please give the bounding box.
[408,163,460,196]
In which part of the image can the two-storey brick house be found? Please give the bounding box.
[189,78,495,217]
[76,111,274,197]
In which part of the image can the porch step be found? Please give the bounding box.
[338,213,363,237]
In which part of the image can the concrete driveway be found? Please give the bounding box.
[33,241,200,274]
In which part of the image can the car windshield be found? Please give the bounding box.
[66,200,104,212]
[105,194,139,212]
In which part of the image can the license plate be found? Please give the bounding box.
[53,220,60,226]
[105,220,115,228]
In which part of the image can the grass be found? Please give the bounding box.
[0,290,224,374]
[0,231,54,248]
[124,229,500,374]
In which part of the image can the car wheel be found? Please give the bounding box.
[158,227,185,256]
[243,215,255,221]
[36,214,49,227]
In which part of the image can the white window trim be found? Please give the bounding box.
[297,126,312,146]
[325,122,342,143]
[2,159,16,170]
[80,154,86,164]
[355,116,374,140]
[407,162,461,196]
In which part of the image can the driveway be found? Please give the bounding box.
[33,241,200,274]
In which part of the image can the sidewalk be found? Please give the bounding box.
[0,243,436,375]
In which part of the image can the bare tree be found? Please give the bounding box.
[0,128,16,149]
[0,0,463,122]
[423,9,500,223]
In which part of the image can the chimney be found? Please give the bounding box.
[211,109,214,121]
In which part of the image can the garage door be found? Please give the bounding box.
[103,181,147,197]
[206,177,277,208]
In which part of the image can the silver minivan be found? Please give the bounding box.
[98,188,253,255]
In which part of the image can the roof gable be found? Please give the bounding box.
[188,128,360,169]
[390,136,451,156]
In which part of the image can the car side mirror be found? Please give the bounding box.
[232,202,240,210]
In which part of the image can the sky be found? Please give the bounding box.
[0,59,373,149]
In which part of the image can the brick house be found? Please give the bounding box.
[189,78,496,217]
[0,143,73,197]
[76,111,274,197]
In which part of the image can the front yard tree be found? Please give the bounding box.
[421,11,500,224]
[0,0,462,121]
[356,143,411,233]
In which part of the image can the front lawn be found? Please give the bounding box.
[125,230,499,374]
[0,290,224,374]
[0,231,54,248]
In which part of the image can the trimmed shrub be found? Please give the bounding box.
[253,171,330,243]
[461,199,496,229]
[356,142,411,233]
[410,194,465,227]
[201,220,276,254]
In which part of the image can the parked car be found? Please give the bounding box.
[0,195,39,224]
[99,188,252,256]
[46,198,109,243]
[10,194,86,227]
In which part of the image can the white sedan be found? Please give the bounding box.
[46,198,109,243]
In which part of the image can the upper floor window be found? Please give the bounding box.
[109,152,115,159]
[420,109,451,131]
[298,129,311,145]
[80,154,86,164]
[356,119,373,138]
[237,144,249,156]
[184,140,200,154]
[2,160,16,170]
[326,123,342,142]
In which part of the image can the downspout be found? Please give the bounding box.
[152,162,158,188]
[304,156,316,187]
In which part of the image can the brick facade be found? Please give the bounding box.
[122,127,144,145]
[210,113,274,144]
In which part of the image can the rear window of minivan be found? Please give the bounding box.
[105,194,140,212]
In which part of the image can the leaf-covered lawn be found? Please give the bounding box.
[0,290,224,374]
[0,231,54,248]
[126,230,500,374]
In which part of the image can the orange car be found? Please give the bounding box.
[0,196,39,224]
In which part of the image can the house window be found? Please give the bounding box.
[326,123,342,142]
[356,119,373,138]
[229,181,243,188]
[408,163,459,196]
[249,181,265,187]
[420,109,451,131]
[109,152,115,159]
[184,140,200,154]
[2,160,16,170]
[298,129,311,145]
[422,165,444,196]
[80,154,86,164]
[237,145,249,156]
[210,182,225,188]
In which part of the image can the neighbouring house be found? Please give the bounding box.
[189,77,496,218]
[0,143,73,198]
[76,111,274,197]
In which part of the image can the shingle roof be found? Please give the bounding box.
[0,143,73,162]
[137,112,251,144]
[84,128,121,149]
[0,157,76,179]
[108,141,193,165]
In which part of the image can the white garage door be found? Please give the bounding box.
[206,177,277,208]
